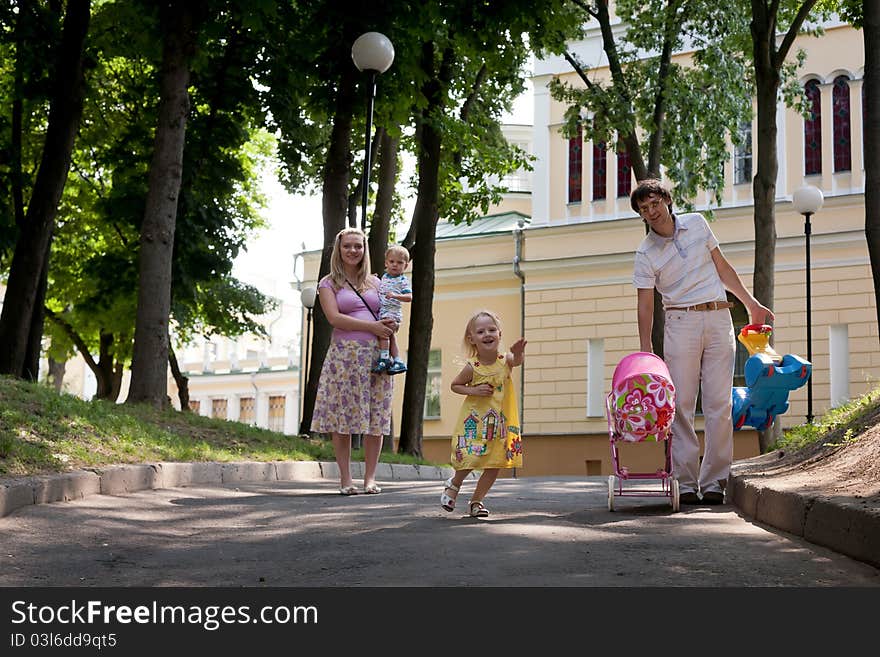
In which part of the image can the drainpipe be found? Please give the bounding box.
[512,219,526,478]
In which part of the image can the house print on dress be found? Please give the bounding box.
[482,408,502,441]
[456,405,510,459]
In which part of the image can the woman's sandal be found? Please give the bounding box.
[339,485,358,496]
[440,477,460,512]
[469,501,489,518]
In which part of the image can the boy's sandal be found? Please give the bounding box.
[387,360,407,375]
[440,477,460,512]
[339,485,359,496]
[363,483,382,494]
[371,358,391,374]
[469,501,489,518]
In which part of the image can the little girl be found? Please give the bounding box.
[441,310,526,517]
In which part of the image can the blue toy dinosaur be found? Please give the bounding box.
[731,324,811,431]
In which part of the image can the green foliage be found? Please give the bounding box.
[772,384,880,452]
[835,0,863,27]
[549,0,753,210]
[0,1,67,264]
[24,0,277,370]
[409,1,550,226]
[0,375,438,477]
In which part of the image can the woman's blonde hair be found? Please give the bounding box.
[462,309,503,358]
[328,227,374,291]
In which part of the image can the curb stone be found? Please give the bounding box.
[728,472,880,569]
[0,460,455,519]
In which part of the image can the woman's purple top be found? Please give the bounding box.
[319,275,381,343]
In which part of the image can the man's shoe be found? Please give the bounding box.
[387,359,407,375]
[701,491,725,505]
[679,491,700,505]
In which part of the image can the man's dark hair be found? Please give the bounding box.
[630,178,673,214]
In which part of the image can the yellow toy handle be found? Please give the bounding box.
[740,323,773,336]
[738,324,780,361]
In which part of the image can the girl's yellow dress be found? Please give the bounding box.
[451,355,523,470]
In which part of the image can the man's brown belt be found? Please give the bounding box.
[665,301,734,311]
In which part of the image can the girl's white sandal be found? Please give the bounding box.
[440,478,460,511]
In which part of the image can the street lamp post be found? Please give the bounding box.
[351,32,394,231]
[792,184,824,424]
[299,286,317,435]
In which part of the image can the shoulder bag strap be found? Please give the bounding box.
[346,279,379,320]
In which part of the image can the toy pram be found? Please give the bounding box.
[605,352,679,511]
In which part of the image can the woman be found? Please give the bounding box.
[310,228,398,495]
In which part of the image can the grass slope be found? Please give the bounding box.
[771,383,880,452]
[0,375,433,477]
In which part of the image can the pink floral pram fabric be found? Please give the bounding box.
[607,372,675,442]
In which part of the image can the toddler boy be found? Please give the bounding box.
[373,245,412,375]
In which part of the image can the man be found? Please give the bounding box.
[631,179,773,505]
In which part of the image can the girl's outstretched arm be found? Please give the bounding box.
[507,337,527,368]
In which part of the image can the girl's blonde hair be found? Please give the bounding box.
[462,309,503,358]
[328,227,375,291]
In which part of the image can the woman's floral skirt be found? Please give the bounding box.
[310,339,393,436]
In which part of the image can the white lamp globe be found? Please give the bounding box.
[792,185,824,215]
[351,32,395,74]
[300,286,317,310]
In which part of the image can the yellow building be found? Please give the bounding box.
[304,18,877,478]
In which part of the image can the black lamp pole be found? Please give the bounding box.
[352,32,393,231]
[793,184,822,425]
[299,288,316,436]
[804,210,813,424]
[360,70,378,231]
[304,307,312,395]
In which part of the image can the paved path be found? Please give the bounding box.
[2,477,878,587]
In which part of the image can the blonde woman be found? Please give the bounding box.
[310,228,398,495]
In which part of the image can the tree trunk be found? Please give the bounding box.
[397,42,454,457]
[94,332,120,400]
[47,356,66,393]
[23,252,50,381]
[299,59,357,436]
[0,0,90,378]
[369,128,399,453]
[752,77,780,453]
[865,1,880,347]
[44,309,123,401]
[367,127,397,272]
[348,128,383,230]
[127,1,201,408]
[168,341,190,411]
[750,1,795,452]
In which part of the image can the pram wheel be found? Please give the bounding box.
[671,479,680,512]
[607,475,616,511]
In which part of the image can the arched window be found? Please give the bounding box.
[592,141,607,201]
[567,124,582,203]
[616,142,632,197]
[804,80,822,175]
[832,75,852,172]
